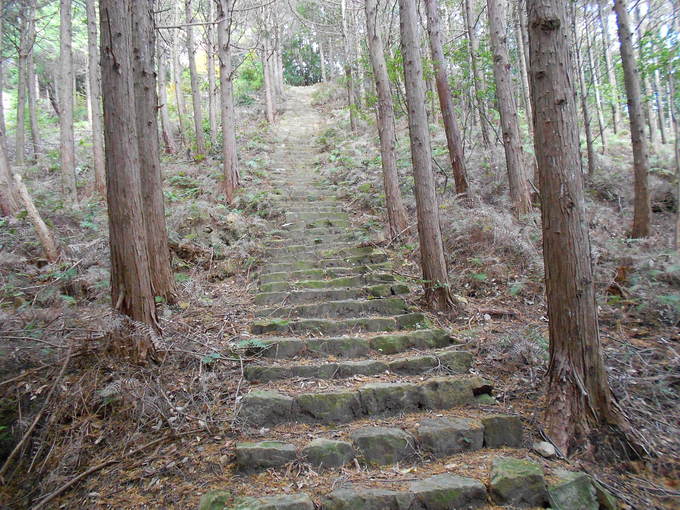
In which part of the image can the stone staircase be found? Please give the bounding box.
[198,88,615,510]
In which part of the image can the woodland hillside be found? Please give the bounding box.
[0,0,678,509]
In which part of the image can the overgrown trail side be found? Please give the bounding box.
[195,87,610,510]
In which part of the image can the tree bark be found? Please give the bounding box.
[341,0,357,132]
[132,0,175,303]
[486,0,532,216]
[0,0,6,155]
[262,42,275,123]
[172,2,187,146]
[364,0,409,238]
[185,0,207,157]
[85,0,106,196]
[633,5,657,145]
[463,0,491,148]
[586,22,608,153]
[515,1,533,138]
[654,69,667,145]
[16,9,29,167]
[216,0,239,203]
[0,127,20,215]
[572,6,596,177]
[527,0,619,455]
[320,40,327,82]
[157,48,178,154]
[206,0,218,148]
[598,0,621,133]
[399,0,453,310]
[26,1,39,163]
[59,0,78,205]
[424,0,468,195]
[614,0,652,238]
[100,0,158,360]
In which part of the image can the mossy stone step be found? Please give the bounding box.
[243,349,472,382]
[321,474,487,510]
[250,312,430,336]
[285,211,349,222]
[490,457,548,507]
[265,247,378,262]
[230,494,314,510]
[236,415,521,474]
[241,329,455,360]
[263,242,361,257]
[263,253,388,274]
[259,264,392,284]
[237,375,491,427]
[264,233,358,246]
[282,218,350,231]
[268,228,359,241]
[255,297,409,319]
[259,274,396,293]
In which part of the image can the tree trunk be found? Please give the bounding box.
[464,0,491,148]
[262,44,275,123]
[364,0,409,238]
[158,49,178,154]
[0,127,20,215]
[0,0,6,155]
[172,3,187,146]
[424,0,468,195]
[132,0,175,303]
[59,0,78,205]
[598,0,621,133]
[320,41,327,82]
[655,69,667,145]
[572,6,596,177]
[341,0,357,132]
[216,0,239,203]
[527,0,619,456]
[671,75,680,249]
[487,0,532,216]
[633,5,657,145]
[206,0,218,148]
[399,0,453,310]
[614,0,651,238]
[16,10,28,167]
[100,0,158,360]
[85,0,106,196]
[515,0,533,138]
[26,1,39,163]
[586,23,607,153]
[185,0,206,158]
[14,174,58,262]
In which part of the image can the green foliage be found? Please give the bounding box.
[283,35,321,86]
[234,52,263,105]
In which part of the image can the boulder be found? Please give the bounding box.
[481,415,523,447]
[409,473,487,509]
[322,487,414,510]
[490,456,548,507]
[235,441,297,471]
[350,427,416,465]
[547,469,600,510]
[415,417,483,457]
[238,391,294,427]
[301,439,354,468]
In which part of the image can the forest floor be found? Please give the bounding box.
[0,86,678,509]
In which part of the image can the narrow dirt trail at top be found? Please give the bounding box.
[204,87,561,510]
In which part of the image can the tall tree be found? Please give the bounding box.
[216,0,239,203]
[424,0,468,195]
[399,0,453,310]
[185,0,207,157]
[341,0,358,132]
[598,0,621,132]
[0,127,20,215]
[527,0,619,454]
[614,0,651,238]
[486,0,532,216]
[100,0,157,360]
[364,0,409,238]
[206,0,218,148]
[15,3,30,166]
[572,3,596,177]
[157,45,178,154]
[85,0,106,196]
[0,0,6,153]
[59,0,78,205]
[464,0,491,148]
[172,1,187,147]
[132,0,175,302]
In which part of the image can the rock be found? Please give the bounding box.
[474,393,496,405]
[395,312,430,329]
[235,441,297,471]
[419,376,476,409]
[437,350,474,374]
[415,418,483,457]
[254,338,307,359]
[296,391,362,423]
[369,334,413,354]
[358,382,422,415]
[322,487,414,510]
[387,355,437,375]
[481,415,523,447]
[532,441,557,458]
[238,391,294,427]
[235,493,314,510]
[594,480,619,510]
[198,490,231,510]
[490,456,548,507]
[301,439,354,468]
[350,427,416,465]
[335,360,387,377]
[244,365,293,382]
[547,469,599,510]
[307,337,370,358]
[409,473,487,509]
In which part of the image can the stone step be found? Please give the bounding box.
[254,297,409,319]
[259,264,391,284]
[250,312,429,336]
[285,211,349,222]
[259,273,396,293]
[264,233,359,246]
[262,253,389,274]
[235,414,522,472]
[268,227,360,241]
[241,329,457,360]
[244,347,473,382]
[282,218,350,231]
[254,283,409,306]
[263,244,372,258]
[237,374,492,427]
